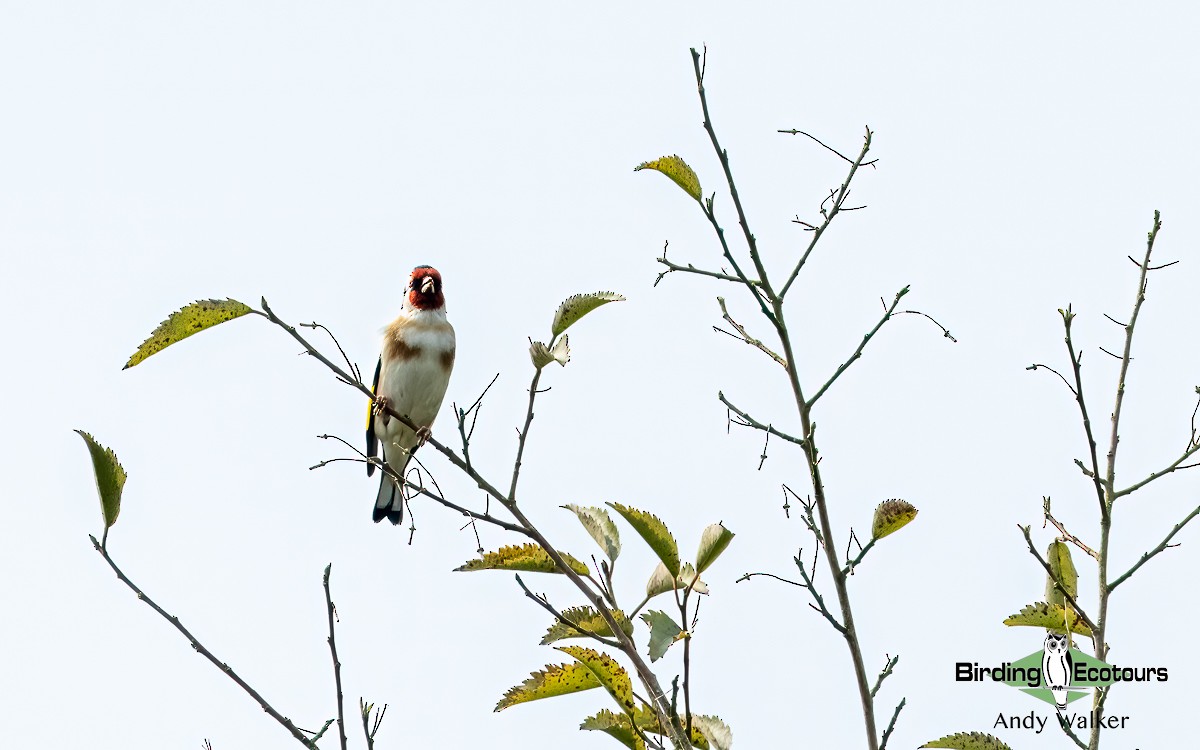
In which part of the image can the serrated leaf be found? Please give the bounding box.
[871,498,918,540]
[494,662,601,711]
[75,430,126,529]
[695,523,735,574]
[564,504,621,561]
[640,610,683,662]
[921,731,1013,750]
[124,298,253,369]
[634,155,702,202]
[691,715,732,750]
[529,335,570,369]
[541,606,634,645]
[646,561,709,599]
[1003,602,1092,637]
[628,705,720,744]
[580,710,646,750]
[608,502,679,576]
[551,292,626,337]
[557,645,636,714]
[454,543,590,575]
[1046,540,1079,607]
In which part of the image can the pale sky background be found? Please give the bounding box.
[4,3,1200,748]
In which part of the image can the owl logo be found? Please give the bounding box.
[1042,632,1073,712]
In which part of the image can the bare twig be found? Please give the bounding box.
[870,654,899,699]
[806,286,909,407]
[715,296,787,367]
[1042,497,1099,560]
[778,128,880,168]
[89,535,318,749]
[778,127,874,300]
[322,564,348,750]
[718,391,805,445]
[1108,503,1200,591]
[878,697,906,750]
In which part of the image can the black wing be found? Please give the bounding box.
[366,356,381,476]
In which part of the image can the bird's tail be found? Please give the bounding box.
[372,457,409,525]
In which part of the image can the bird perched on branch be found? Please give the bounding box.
[366,265,456,524]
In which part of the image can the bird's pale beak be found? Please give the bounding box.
[420,276,436,294]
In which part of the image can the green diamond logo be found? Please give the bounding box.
[1002,648,1115,706]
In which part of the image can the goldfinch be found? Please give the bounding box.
[366,265,456,524]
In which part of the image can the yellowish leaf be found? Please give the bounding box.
[634,155,702,202]
[494,662,601,711]
[871,498,918,540]
[124,298,253,369]
[454,543,590,575]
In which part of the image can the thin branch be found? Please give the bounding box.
[792,550,846,634]
[878,697,905,750]
[298,321,361,384]
[1042,497,1099,560]
[1105,210,1163,507]
[843,537,878,576]
[715,296,787,367]
[735,571,804,587]
[1112,441,1200,498]
[1017,525,1099,636]
[1059,306,1109,519]
[869,654,899,699]
[778,127,874,300]
[89,535,317,749]
[322,565,348,750]
[358,699,386,750]
[655,255,764,289]
[806,286,909,408]
[691,47,778,313]
[717,391,805,445]
[777,128,880,168]
[1108,503,1200,591]
[1026,363,1078,397]
[513,574,623,649]
[311,434,529,536]
[895,308,957,343]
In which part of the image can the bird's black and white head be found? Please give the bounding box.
[405,265,446,312]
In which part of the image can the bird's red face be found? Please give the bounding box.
[407,266,445,310]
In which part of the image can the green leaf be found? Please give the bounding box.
[608,502,679,576]
[580,710,646,750]
[634,155,702,202]
[691,715,732,750]
[556,645,636,714]
[541,606,634,645]
[695,523,735,574]
[551,292,626,337]
[628,705,720,744]
[640,610,683,662]
[1046,540,1079,607]
[921,731,1013,750]
[871,498,918,540]
[494,662,601,711]
[529,335,570,369]
[564,503,621,561]
[75,431,127,529]
[124,298,253,369]
[645,561,708,599]
[454,543,590,575]
[1003,601,1092,637]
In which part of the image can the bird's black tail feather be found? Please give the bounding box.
[372,467,404,525]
